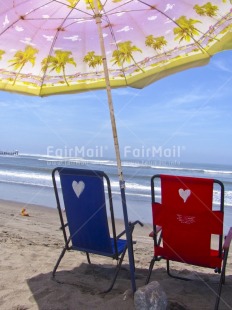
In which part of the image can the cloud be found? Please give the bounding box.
[43,35,54,42]
[75,19,93,24]
[112,88,137,96]
[3,15,9,28]
[165,18,175,24]
[0,101,10,108]
[212,59,232,73]
[6,101,41,110]
[63,35,81,42]
[20,37,36,46]
[164,3,175,12]
[148,16,157,21]
[116,26,133,33]
[164,93,209,108]
[15,26,24,32]
[116,12,125,17]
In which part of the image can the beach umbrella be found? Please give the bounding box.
[0,0,232,293]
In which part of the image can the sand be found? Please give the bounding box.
[0,199,231,310]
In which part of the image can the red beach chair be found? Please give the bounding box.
[146,174,232,310]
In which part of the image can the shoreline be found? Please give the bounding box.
[0,199,232,309]
[1,191,232,233]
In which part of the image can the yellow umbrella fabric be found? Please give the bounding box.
[0,0,232,96]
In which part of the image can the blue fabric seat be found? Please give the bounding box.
[52,167,141,292]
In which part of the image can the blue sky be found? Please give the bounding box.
[0,50,232,165]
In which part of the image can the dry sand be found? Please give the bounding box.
[0,199,231,310]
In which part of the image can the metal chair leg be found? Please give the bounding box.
[103,246,127,293]
[86,252,91,264]
[214,248,229,310]
[145,257,156,284]
[52,246,68,278]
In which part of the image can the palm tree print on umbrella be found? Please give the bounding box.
[41,50,76,86]
[8,45,38,85]
[194,2,219,17]
[174,4,221,50]
[145,35,168,55]
[66,0,102,10]
[193,3,221,44]
[0,1,231,95]
[0,50,5,60]
[84,0,103,10]
[111,41,144,74]
[174,16,201,43]
[66,0,79,8]
[83,51,103,74]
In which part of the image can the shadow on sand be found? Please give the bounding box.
[26,260,232,310]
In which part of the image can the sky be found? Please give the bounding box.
[0,50,232,165]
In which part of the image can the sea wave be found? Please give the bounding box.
[0,170,52,187]
[203,169,232,175]
[1,154,232,207]
[14,153,232,175]
[0,179,52,188]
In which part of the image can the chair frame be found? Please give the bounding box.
[146,174,232,310]
[52,167,142,293]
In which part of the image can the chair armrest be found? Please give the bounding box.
[59,222,68,230]
[149,225,162,238]
[223,227,232,250]
[116,220,144,239]
[132,220,144,227]
[149,231,154,238]
[117,230,126,239]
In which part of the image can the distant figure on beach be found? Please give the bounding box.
[21,208,29,216]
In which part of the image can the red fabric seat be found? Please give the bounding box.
[146,174,232,310]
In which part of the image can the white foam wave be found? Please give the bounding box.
[17,153,232,175]
[0,179,52,188]
[203,169,232,175]
[0,170,50,180]
[0,170,52,188]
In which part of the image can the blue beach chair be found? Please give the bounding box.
[52,167,142,292]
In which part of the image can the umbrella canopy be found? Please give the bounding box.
[0,1,232,96]
[0,0,232,293]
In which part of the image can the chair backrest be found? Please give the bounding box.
[151,174,224,269]
[53,167,117,256]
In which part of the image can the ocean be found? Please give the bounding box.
[0,153,232,230]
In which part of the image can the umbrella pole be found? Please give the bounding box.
[93,1,136,293]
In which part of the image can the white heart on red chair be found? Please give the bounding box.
[72,180,85,198]
[178,188,191,203]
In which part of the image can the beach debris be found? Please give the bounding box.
[134,281,167,310]
[123,289,133,301]
[21,208,29,216]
